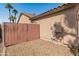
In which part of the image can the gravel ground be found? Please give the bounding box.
[6,39,73,56]
[0,43,3,56]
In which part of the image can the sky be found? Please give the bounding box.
[0,3,62,24]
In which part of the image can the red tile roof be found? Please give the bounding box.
[18,3,76,23]
[31,3,75,21]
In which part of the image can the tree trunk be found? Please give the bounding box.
[9,9,11,23]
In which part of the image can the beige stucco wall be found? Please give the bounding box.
[18,15,31,24]
[33,7,77,44]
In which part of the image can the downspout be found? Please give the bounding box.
[75,9,79,56]
[76,10,79,43]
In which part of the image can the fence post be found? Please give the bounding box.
[1,22,6,56]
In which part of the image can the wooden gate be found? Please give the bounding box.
[3,23,40,46]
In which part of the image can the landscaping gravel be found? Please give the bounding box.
[6,39,73,56]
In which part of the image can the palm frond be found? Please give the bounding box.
[5,3,13,9]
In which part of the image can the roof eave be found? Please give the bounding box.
[31,3,76,21]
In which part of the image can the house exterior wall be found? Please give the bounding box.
[18,15,31,24]
[33,7,77,44]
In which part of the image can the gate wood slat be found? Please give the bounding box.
[3,23,40,46]
[28,24,40,41]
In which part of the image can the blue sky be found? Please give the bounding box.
[0,3,62,24]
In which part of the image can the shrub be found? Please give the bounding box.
[67,40,79,56]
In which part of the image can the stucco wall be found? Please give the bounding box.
[33,7,77,44]
[18,15,31,24]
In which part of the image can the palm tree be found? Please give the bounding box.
[12,9,18,23]
[9,15,16,23]
[5,3,13,22]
